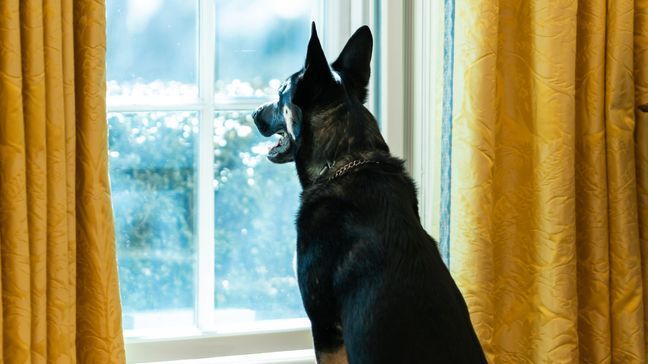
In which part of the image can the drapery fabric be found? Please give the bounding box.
[448,0,648,362]
[0,0,125,362]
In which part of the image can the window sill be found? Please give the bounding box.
[139,350,315,364]
[125,319,313,363]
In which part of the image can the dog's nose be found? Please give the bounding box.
[251,108,260,120]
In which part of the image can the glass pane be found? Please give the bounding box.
[106,0,198,102]
[109,111,198,331]
[213,111,305,324]
[214,0,316,98]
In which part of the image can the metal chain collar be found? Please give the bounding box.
[328,159,381,181]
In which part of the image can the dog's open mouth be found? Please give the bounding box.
[267,130,294,163]
[269,131,290,156]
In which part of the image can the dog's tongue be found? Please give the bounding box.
[269,140,281,154]
[268,134,287,156]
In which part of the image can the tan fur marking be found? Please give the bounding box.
[283,105,296,139]
[318,346,348,364]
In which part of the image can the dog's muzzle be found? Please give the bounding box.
[252,102,278,137]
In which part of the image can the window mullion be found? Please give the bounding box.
[106,103,203,113]
[196,0,216,331]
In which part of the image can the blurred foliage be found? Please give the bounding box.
[109,111,305,325]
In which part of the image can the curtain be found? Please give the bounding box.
[0,0,125,362]
[448,0,648,362]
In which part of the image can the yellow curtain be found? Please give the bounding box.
[450,0,648,362]
[0,0,125,362]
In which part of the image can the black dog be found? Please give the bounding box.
[253,23,486,364]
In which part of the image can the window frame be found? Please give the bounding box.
[408,0,446,240]
[112,0,409,362]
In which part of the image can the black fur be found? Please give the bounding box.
[253,23,486,364]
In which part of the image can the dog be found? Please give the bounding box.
[252,23,487,364]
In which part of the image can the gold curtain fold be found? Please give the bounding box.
[0,0,125,362]
[450,0,648,362]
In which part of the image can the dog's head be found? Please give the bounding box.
[253,23,387,181]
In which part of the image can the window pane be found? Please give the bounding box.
[214,0,315,98]
[109,111,198,330]
[106,0,198,102]
[213,111,305,323]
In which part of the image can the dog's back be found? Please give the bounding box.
[297,153,487,363]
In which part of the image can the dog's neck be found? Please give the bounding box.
[296,151,383,188]
[294,103,389,188]
[295,132,389,188]
[317,154,386,182]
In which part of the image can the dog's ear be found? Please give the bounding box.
[332,26,372,103]
[302,23,334,94]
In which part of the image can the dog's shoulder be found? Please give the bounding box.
[297,183,349,235]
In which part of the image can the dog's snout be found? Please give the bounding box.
[252,102,280,137]
[253,103,272,123]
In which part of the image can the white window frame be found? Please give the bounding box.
[113,0,410,362]
[408,0,446,240]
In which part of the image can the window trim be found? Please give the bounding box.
[377,0,407,164]
[112,0,410,362]
[408,0,445,240]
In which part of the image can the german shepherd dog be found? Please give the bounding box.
[252,24,486,364]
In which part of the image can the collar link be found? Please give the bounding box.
[318,159,381,182]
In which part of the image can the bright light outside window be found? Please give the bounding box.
[107,0,318,333]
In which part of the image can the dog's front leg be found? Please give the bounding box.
[311,322,348,364]
[317,346,348,364]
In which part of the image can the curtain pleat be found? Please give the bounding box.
[73,0,125,361]
[574,1,610,362]
[62,1,78,358]
[44,0,75,360]
[20,0,48,362]
[1,1,31,362]
[634,1,648,357]
[0,0,125,362]
[604,1,645,361]
[450,0,647,362]
[449,0,500,358]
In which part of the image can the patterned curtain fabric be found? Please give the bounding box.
[0,0,125,362]
[448,0,648,362]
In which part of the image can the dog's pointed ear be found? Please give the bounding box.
[298,22,335,105]
[332,26,373,103]
[303,22,333,84]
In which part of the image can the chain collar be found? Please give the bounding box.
[320,159,381,182]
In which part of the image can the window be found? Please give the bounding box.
[107,0,385,361]
[107,0,319,334]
